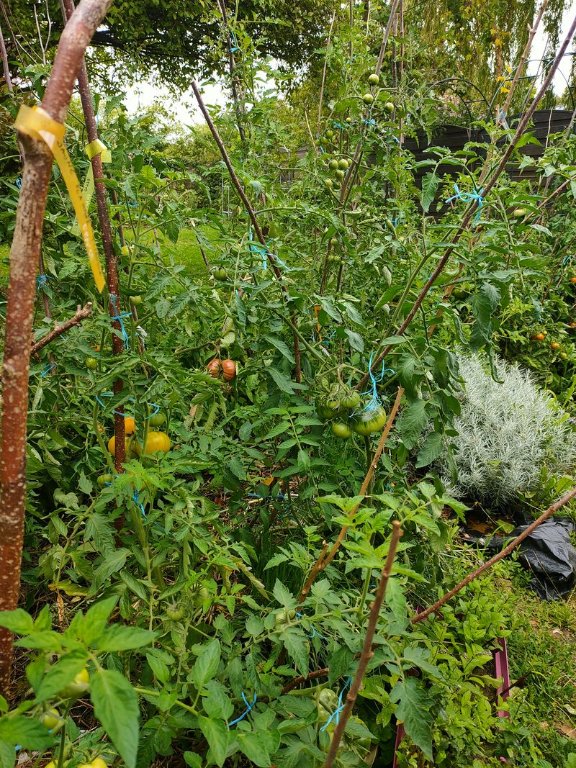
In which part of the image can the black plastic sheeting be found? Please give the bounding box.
[466,519,576,600]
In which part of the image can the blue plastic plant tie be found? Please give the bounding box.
[40,362,56,378]
[320,678,351,732]
[15,177,21,189]
[145,402,161,419]
[36,273,49,290]
[446,183,484,223]
[228,692,257,727]
[361,353,383,412]
[363,118,376,127]
[109,293,131,349]
[95,392,113,407]
[229,30,239,53]
[562,254,573,266]
[132,490,147,517]
[359,353,395,413]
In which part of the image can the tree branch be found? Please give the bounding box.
[30,302,93,356]
[299,387,404,602]
[412,485,576,624]
[322,521,403,768]
[191,80,302,382]
[61,0,126,470]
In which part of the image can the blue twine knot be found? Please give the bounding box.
[360,353,394,413]
[15,177,22,189]
[132,490,147,517]
[248,228,288,272]
[109,293,131,350]
[229,30,240,53]
[145,402,161,420]
[320,678,352,732]
[363,118,376,127]
[36,273,49,290]
[228,692,257,727]
[40,362,56,378]
[446,184,484,223]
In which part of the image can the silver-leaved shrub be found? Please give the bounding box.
[440,354,576,505]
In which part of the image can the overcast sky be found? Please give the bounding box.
[123,4,575,125]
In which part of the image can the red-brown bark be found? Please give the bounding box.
[0,0,113,697]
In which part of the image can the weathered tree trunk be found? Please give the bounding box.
[0,0,113,697]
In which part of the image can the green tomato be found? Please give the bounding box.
[368,73,380,85]
[352,406,387,436]
[340,391,361,410]
[338,158,349,170]
[41,708,65,732]
[214,268,228,281]
[362,92,374,104]
[335,169,345,180]
[384,101,395,112]
[166,603,185,621]
[316,401,337,421]
[97,473,113,487]
[324,178,334,189]
[85,357,98,370]
[130,295,143,305]
[318,689,339,722]
[512,208,526,218]
[328,159,338,170]
[274,608,296,626]
[149,412,166,427]
[332,422,352,439]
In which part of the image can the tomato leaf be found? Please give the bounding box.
[91,668,140,768]
[390,677,434,760]
[396,400,428,449]
[191,640,221,688]
[0,609,34,635]
[198,716,229,767]
[0,714,53,749]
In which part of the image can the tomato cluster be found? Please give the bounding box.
[207,357,237,381]
[106,415,171,458]
[316,385,387,438]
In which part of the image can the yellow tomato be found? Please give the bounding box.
[60,668,89,698]
[124,416,136,435]
[137,431,171,455]
[107,436,134,457]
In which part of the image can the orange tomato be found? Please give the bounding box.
[221,359,237,382]
[207,358,221,378]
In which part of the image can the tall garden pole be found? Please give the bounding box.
[60,0,126,469]
[0,19,12,91]
[0,0,113,696]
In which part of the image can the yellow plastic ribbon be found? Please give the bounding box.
[82,137,112,211]
[14,105,106,293]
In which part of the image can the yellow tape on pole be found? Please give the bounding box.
[14,105,106,293]
[83,138,111,211]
